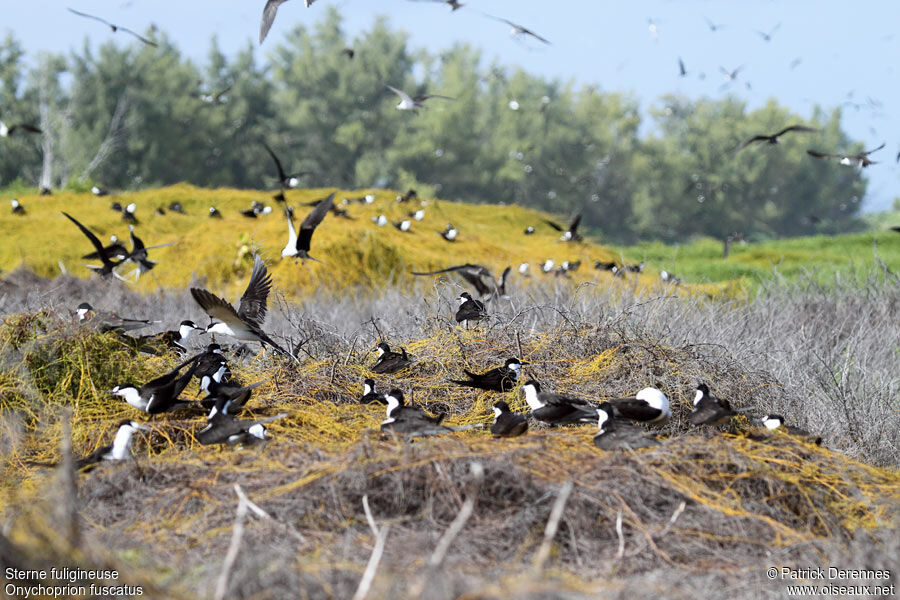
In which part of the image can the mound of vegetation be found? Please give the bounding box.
[0,184,735,301]
[1,271,898,598]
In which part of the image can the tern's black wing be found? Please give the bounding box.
[498,266,511,295]
[237,255,272,327]
[807,149,835,160]
[457,268,494,297]
[735,135,769,152]
[773,125,818,138]
[62,212,116,270]
[608,398,663,422]
[260,0,289,43]
[568,213,582,233]
[543,219,564,231]
[862,142,886,156]
[67,8,113,27]
[8,123,42,135]
[117,26,158,47]
[411,263,490,277]
[263,141,288,183]
[298,192,333,252]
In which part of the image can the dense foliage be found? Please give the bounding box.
[0,9,868,242]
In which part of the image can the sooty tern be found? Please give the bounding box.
[76,302,156,333]
[260,0,318,44]
[522,380,598,426]
[10,199,25,215]
[134,320,202,355]
[440,224,458,241]
[110,359,200,415]
[282,192,333,261]
[490,401,528,437]
[82,235,128,261]
[689,383,743,426]
[370,342,412,374]
[484,14,551,45]
[606,387,671,423]
[191,254,291,357]
[449,358,525,393]
[67,8,158,46]
[63,212,124,278]
[361,378,387,404]
[381,389,453,436]
[201,365,265,416]
[386,85,454,111]
[807,143,885,168]
[263,142,312,193]
[593,403,660,450]
[455,292,487,325]
[412,263,501,298]
[26,419,149,471]
[0,120,41,137]
[752,414,822,445]
[544,214,583,242]
[734,125,818,153]
[197,412,287,446]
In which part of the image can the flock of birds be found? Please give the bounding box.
[1,2,861,469]
[41,251,822,471]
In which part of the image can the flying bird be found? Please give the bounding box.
[263,142,312,194]
[484,15,551,45]
[281,192,333,261]
[704,17,724,32]
[544,214,583,242]
[719,65,744,82]
[408,0,464,9]
[449,358,525,393]
[756,22,781,42]
[191,254,291,357]
[411,263,502,298]
[386,85,454,111]
[0,120,41,138]
[193,85,231,105]
[260,0,318,44]
[734,125,818,153]
[678,57,687,78]
[62,212,124,278]
[67,8,158,47]
[807,143,885,168]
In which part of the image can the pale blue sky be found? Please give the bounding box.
[6,0,900,211]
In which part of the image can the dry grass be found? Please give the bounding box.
[1,264,899,598]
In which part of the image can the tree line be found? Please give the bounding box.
[0,8,867,243]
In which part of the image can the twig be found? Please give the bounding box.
[352,525,390,600]
[656,501,686,538]
[362,494,379,536]
[214,485,249,600]
[531,479,574,574]
[615,510,624,560]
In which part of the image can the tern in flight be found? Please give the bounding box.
[386,85,454,111]
[282,192,333,261]
[67,8,158,47]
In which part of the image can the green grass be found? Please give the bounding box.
[613,231,900,290]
